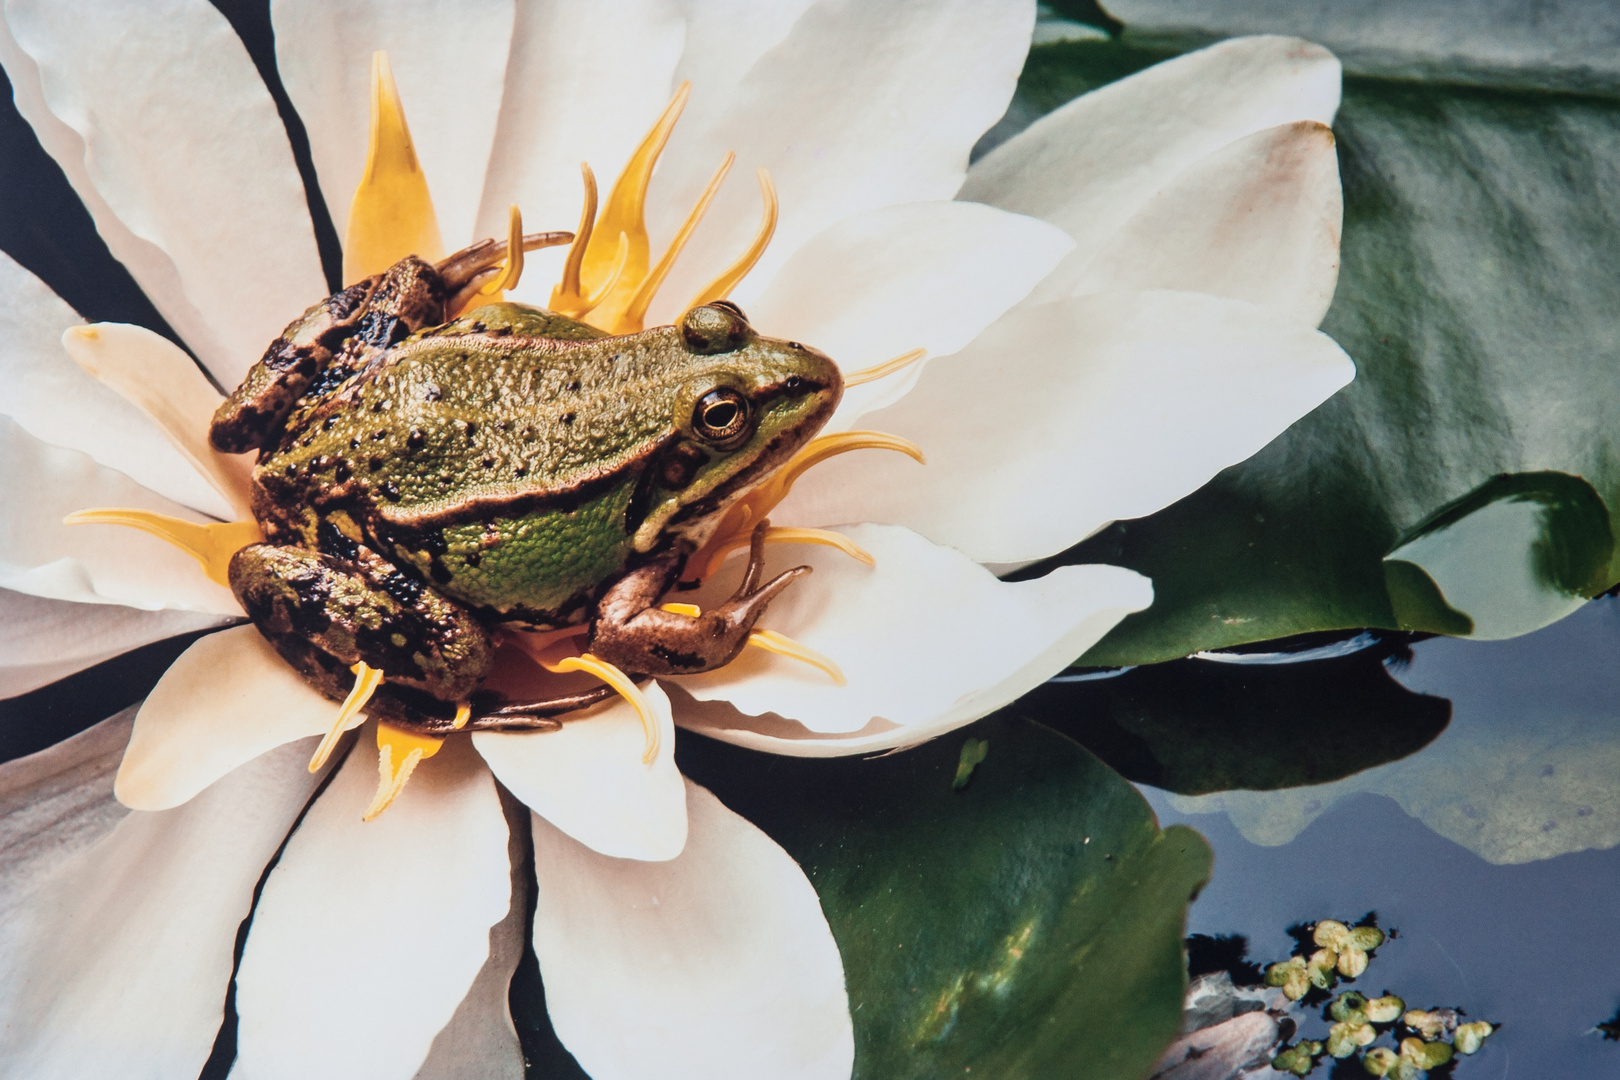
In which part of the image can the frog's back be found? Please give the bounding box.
[253,304,694,626]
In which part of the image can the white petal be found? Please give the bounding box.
[61,322,254,518]
[0,739,323,1079]
[677,525,1151,747]
[644,0,1036,324]
[670,0,817,135]
[1070,121,1343,327]
[272,0,515,251]
[0,417,244,614]
[961,36,1341,300]
[0,252,226,516]
[0,0,326,384]
[413,795,527,1080]
[475,0,685,300]
[0,707,132,923]
[474,681,685,861]
[776,290,1356,565]
[533,779,852,1080]
[746,200,1074,430]
[116,625,346,812]
[233,733,513,1080]
[0,588,225,697]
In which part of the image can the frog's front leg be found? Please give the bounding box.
[587,524,810,677]
[229,542,494,722]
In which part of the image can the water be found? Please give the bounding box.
[1142,598,1620,1078]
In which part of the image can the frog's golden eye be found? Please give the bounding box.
[680,302,751,355]
[693,388,751,445]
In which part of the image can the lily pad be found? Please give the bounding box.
[677,715,1214,1080]
[1021,644,1450,795]
[1003,37,1620,664]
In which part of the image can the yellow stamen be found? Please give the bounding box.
[747,629,846,685]
[576,83,690,326]
[344,51,443,284]
[551,163,600,316]
[685,431,924,583]
[614,152,735,334]
[309,661,383,773]
[451,702,471,730]
[699,525,874,581]
[541,653,659,764]
[477,204,526,296]
[660,602,702,618]
[63,509,260,588]
[845,347,927,387]
[363,721,444,820]
[688,168,780,309]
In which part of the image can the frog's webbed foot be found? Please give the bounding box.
[587,523,810,678]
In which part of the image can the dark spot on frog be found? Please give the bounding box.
[371,429,387,441]
[481,457,496,469]
[380,569,424,606]
[317,520,360,562]
[322,416,337,431]
[379,480,401,501]
[464,551,483,568]
[561,412,576,425]
[368,457,383,472]
[407,428,427,450]
[650,644,705,670]
[465,421,478,441]
[332,460,352,483]
[566,380,581,393]
[521,426,536,441]
[349,438,361,450]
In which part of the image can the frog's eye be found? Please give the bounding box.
[680,303,751,355]
[693,388,751,445]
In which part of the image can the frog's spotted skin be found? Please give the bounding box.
[216,251,841,730]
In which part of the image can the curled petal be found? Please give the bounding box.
[0,252,227,517]
[676,524,1152,751]
[963,34,1341,298]
[116,626,350,811]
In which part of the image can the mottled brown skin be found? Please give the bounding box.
[212,242,842,732]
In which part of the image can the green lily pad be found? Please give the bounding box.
[1020,646,1450,795]
[1005,38,1620,664]
[677,715,1213,1080]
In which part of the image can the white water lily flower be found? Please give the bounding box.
[0,1,1353,1076]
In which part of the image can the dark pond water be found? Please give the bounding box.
[1140,598,1620,1079]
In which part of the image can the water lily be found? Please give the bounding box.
[0,1,1353,1076]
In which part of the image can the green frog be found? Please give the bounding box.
[210,235,842,734]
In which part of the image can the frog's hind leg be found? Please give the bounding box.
[586,523,810,678]
[228,542,494,731]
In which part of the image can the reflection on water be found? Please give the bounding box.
[1165,596,1620,864]
[1136,597,1620,1077]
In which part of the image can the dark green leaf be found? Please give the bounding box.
[678,715,1213,1080]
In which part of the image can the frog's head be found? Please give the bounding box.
[634,301,842,551]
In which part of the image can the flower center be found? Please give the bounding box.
[66,51,928,817]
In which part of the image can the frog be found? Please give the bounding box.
[209,232,843,736]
